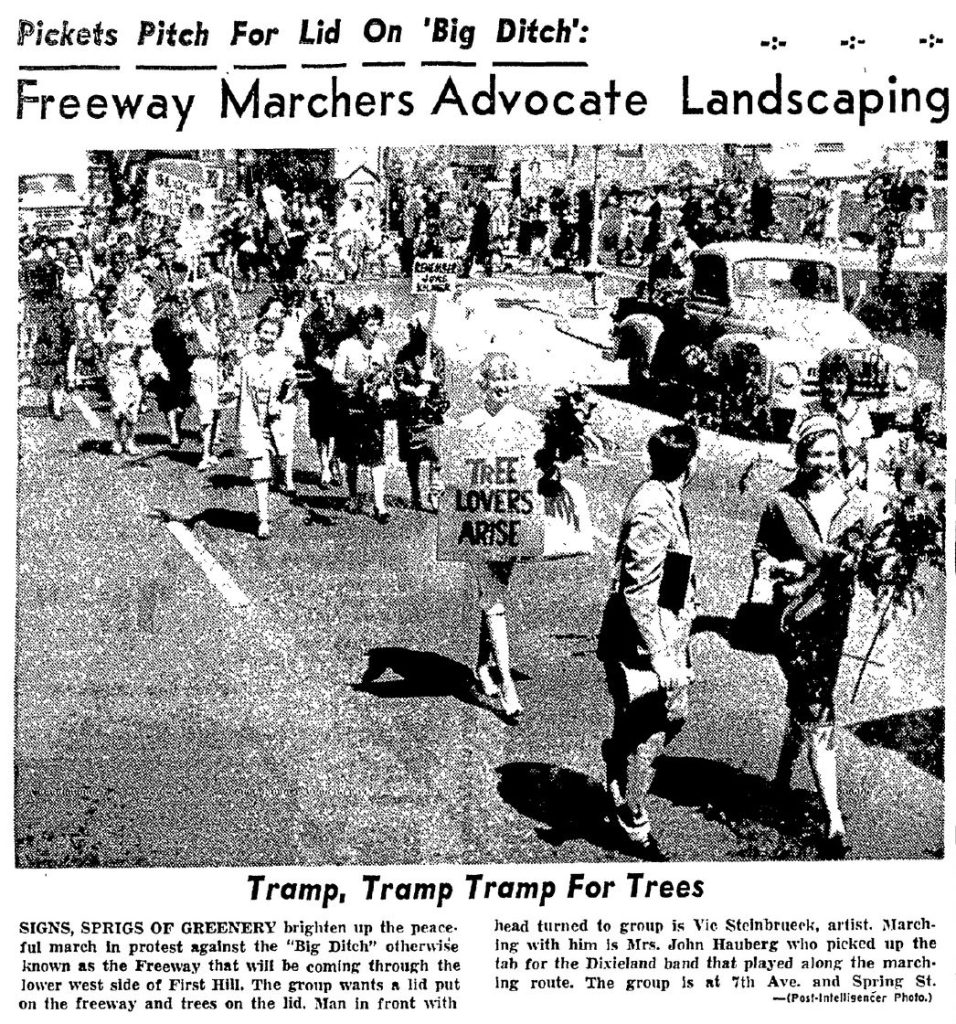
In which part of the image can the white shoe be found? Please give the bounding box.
[124,442,141,456]
[110,440,123,456]
[257,521,271,540]
[616,807,653,846]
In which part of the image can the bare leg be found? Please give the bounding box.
[317,439,332,486]
[199,423,216,466]
[474,613,500,696]
[275,453,294,493]
[486,604,522,718]
[50,387,66,419]
[167,410,181,447]
[254,479,270,539]
[66,343,78,391]
[774,712,803,792]
[112,417,124,455]
[808,724,844,838]
[370,463,387,516]
[345,463,359,498]
[406,457,422,508]
[424,460,440,511]
[123,415,141,455]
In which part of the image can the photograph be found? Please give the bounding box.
[16,141,946,868]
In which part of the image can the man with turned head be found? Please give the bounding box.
[598,423,699,857]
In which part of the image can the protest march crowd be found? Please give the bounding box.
[17,154,944,863]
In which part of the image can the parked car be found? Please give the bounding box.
[611,241,920,439]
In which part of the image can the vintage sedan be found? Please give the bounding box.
[612,241,919,438]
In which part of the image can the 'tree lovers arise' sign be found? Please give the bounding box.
[437,411,544,562]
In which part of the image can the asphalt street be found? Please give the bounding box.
[15,276,944,866]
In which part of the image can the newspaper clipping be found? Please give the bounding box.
[6,1,953,1021]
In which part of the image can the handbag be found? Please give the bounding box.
[731,556,780,655]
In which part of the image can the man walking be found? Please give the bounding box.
[598,424,699,857]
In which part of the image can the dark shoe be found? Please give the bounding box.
[627,833,668,862]
[501,705,524,726]
[818,831,850,860]
[498,691,524,723]
[372,510,390,525]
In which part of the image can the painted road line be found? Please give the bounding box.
[71,393,102,430]
[165,521,251,610]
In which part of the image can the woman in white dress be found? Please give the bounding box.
[236,316,299,539]
[184,287,227,471]
[102,270,157,456]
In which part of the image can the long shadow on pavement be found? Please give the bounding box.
[207,471,253,491]
[494,762,668,861]
[652,755,826,861]
[354,647,484,711]
[184,507,261,538]
[495,757,832,862]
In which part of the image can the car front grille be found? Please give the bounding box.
[802,352,890,399]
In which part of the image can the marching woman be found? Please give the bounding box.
[184,286,228,471]
[24,240,74,420]
[101,270,158,456]
[148,241,193,448]
[752,414,879,856]
[258,296,305,365]
[299,287,353,488]
[236,316,299,540]
[333,304,394,524]
[455,352,541,721]
[795,350,876,487]
[60,245,100,391]
[394,311,449,512]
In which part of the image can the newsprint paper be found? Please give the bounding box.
[5,1,954,1021]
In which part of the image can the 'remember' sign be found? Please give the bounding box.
[412,258,460,293]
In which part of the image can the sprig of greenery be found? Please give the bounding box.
[535,386,598,496]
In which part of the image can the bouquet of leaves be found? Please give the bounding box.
[353,360,396,417]
[840,416,945,700]
[535,385,598,497]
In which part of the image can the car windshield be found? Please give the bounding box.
[733,258,839,303]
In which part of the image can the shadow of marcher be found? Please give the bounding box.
[292,492,351,517]
[76,438,117,456]
[354,647,483,710]
[165,449,202,468]
[651,755,829,860]
[494,762,668,860]
[207,471,253,491]
[181,507,261,538]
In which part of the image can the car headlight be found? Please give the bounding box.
[775,362,800,391]
[893,365,915,393]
